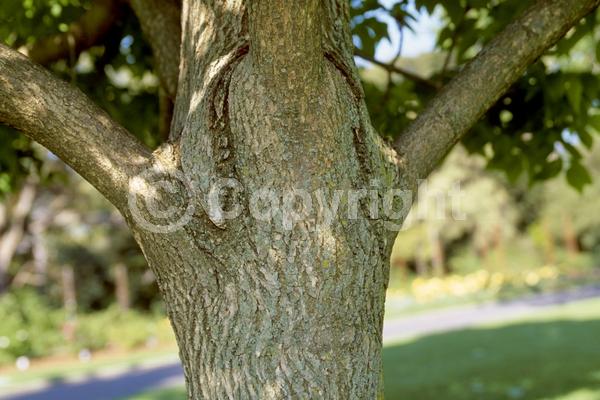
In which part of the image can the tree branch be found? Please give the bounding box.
[129,0,181,99]
[0,44,152,211]
[354,50,441,90]
[394,0,599,182]
[27,0,122,66]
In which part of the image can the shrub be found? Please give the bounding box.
[0,290,65,364]
[75,307,172,351]
[0,291,175,366]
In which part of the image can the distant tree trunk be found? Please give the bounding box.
[429,226,445,276]
[114,263,130,311]
[562,214,579,255]
[30,223,49,286]
[542,220,556,264]
[0,181,36,291]
[61,264,77,315]
[29,195,63,287]
[0,203,5,229]
[492,224,507,269]
[414,241,428,276]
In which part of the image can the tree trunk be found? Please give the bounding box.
[0,181,36,291]
[125,1,405,398]
[1,0,593,398]
[415,241,428,277]
[114,263,130,311]
[29,192,66,288]
[562,214,579,255]
[61,264,77,316]
[428,226,445,276]
[541,220,556,264]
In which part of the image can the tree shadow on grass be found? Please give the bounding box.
[125,387,186,400]
[383,319,600,400]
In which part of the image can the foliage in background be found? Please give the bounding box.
[0,289,64,364]
[388,142,600,309]
[0,290,173,366]
[0,0,160,195]
[0,0,598,194]
[354,0,600,190]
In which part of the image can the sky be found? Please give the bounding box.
[375,0,441,61]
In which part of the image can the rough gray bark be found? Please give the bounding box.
[0,0,598,398]
[129,1,401,397]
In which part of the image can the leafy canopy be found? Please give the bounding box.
[0,0,599,193]
[354,0,600,192]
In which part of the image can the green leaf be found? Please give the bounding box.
[578,128,593,149]
[563,142,582,160]
[414,0,437,14]
[554,16,594,55]
[353,17,389,58]
[589,115,600,134]
[537,158,563,180]
[505,157,524,182]
[444,0,464,25]
[565,78,582,114]
[468,0,489,8]
[566,161,592,192]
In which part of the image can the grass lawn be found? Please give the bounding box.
[124,388,185,400]
[383,298,600,399]
[126,298,600,400]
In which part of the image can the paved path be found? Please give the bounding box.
[383,284,600,343]
[2,284,600,400]
[0,362,185,400]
